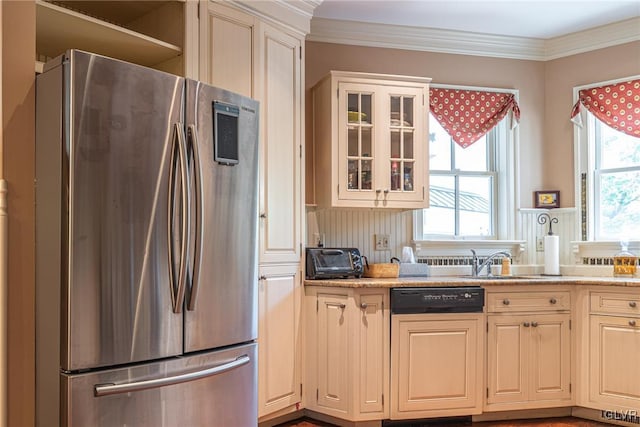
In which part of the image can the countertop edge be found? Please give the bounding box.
[304,276,640,288]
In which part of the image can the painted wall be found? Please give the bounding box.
[305,40,640,209]
[2,2,36,426]
[305,41,546,208]
[544,41,640,206]
[304,40,639,261]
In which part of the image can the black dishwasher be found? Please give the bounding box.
[390,286,484,314]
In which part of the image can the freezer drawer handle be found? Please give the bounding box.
[94,355,250,397]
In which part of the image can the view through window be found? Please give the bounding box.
[591,115,640,240]
[421,112,497,238]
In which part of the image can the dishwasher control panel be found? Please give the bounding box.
[390,287,484,314]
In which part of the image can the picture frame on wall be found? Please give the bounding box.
[534,190,560,208]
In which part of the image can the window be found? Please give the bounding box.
[414,86,518,242]
[422,112,497,237]
[584,113,640,240]
[414,113,516,241]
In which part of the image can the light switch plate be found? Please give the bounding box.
[375,234,390,251]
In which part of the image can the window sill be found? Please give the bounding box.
[414,239,526,261]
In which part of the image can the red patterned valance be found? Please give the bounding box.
[429,88,521,148]
[571,79,640,138]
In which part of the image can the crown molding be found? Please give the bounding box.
[544,17,640,60]
[308,16,640,61]
[230,0,322,36]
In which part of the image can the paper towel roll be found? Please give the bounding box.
[544,235,560,275]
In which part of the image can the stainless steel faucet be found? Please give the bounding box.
[470,249,511,277]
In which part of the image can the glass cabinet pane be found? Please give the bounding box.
[390,160,401,191]
[362,128,372,157]
[403,162,414,191]
[390,130,400,158]
[403,97,414,126]
[348,127,358,156]
[390,96,400,125]
[403,131,414,159]
[348,160,359,190]
[361,160,372,190]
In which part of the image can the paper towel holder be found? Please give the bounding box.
[537,212,558,235]
[538,213,562,276]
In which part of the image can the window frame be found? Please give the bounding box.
[414,84,520,243]
[573,75,640,243]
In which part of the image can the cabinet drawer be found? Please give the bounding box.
[487,291,570,313]
[590,291,640,316]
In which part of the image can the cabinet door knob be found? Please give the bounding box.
[523,322,530,327]
[503,299,510,305]
[630,320,637,327]
[339,303,346,309]
[258,275,266,281]
[260,213,266,219]
[550,298,557,305]
[383,189,389,194]
[531,321,538,327]
[376,189,382,194]
[630,301,637,308]
[360,303,368,309]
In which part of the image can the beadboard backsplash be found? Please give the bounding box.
[307,207,579,266]
[308,209,413,263]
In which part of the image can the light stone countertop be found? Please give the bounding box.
[304,275,640,288]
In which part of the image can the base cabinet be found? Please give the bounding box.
[390,314,484,419]
[485,288,572,411]
[588,290,640,412]
[306,287,390,421]
[258,265,302,418]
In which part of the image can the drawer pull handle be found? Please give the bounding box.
[630,301,637,308]
[531,321,538,327]
[523,322,530,327]
[503,299,510,305]
[360,303,368,309]
[258,275,266,281]
[550,298,557,305]
[630,320,637,327]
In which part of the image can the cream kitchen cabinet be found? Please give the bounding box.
[200,1,303,265]
[486,288,572,411]
[312,71,430,209]
[305,287,390,422]
[588,290,640,412]
[258,265,303,418]
[390,314,484,419]
[197,2,310,421]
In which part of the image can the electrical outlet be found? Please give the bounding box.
[536,237,544,252]
[375,234,390,251]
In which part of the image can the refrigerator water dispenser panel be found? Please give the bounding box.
[213,101,240,165]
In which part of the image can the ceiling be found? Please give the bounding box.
[312,0,640,39]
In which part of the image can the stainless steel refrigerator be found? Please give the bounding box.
[35,50,259,427]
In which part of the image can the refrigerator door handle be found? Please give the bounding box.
[186,124,204,311]
[93,355,251,397]
[170,122,191,314]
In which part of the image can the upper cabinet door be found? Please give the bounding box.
[199,1,256,97]
[312,72,431,209]
[257,22,303,264]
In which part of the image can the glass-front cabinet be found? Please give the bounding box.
[311,71,431,209]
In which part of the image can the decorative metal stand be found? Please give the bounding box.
[537,212,558,236]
